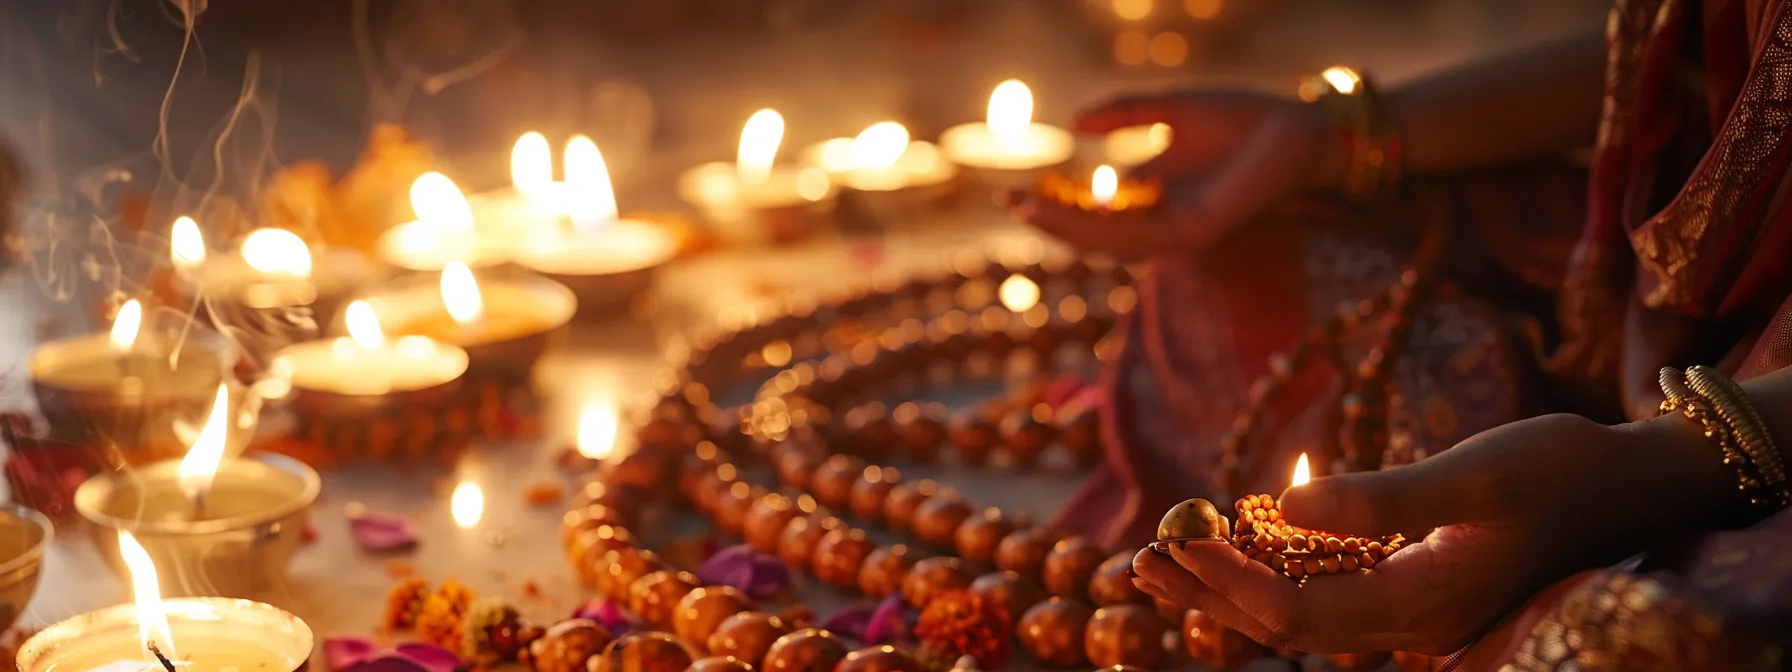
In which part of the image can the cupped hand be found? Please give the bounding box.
[1128,412,1734,655]
[1010,88,1339,261]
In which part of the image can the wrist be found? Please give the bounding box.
[1615,413,1750,529]
[1299,101,1351,191]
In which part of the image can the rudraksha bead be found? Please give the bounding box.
[952,507,1014,567]
[1043,537,1106,599]
[760,628,849,672]
[587,631,693,672]
[858,544,919,598]
[892,402,947,460]
[1017,598,1094,667]
[836,645,922,672]
[1000,408,1055,466]
[773,442,822,491]
[777,515,843,569]
[811,455,866,510]
[628,570,702,630]
[572,526,637,586]
[1058,407,1102,466]
[812,527,876,589]
[947,414,1000,466]
[1182,609,1263,671]
[596,547,667,603]
[1088,552,1149,607]
[744,493,800,552]
[848,466,900,522]
[900,556,973,608]
[605,449,671,492]
[716,482,765,536]
[530,619,614,672]
[883,479,938,532]
[684,656,753,672]
[674,586,754,651]
[1084,604,1170,669]
[912,493,974,549]
[969,571,1047,626]
[706,612,790,669]
[994,526,1058,579]
[562,504,629,555]
[844,403,897,459]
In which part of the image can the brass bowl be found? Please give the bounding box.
[0,504,53,632]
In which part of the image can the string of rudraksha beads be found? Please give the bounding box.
[1231,494,1405,581]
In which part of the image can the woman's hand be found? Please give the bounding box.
[1128,412,1739,655]
[1010,88,1340,260]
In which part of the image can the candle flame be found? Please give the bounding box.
[1321,66,1362,95]
[177,384,231,502]
[988,80,1035,142]
[796,168,831,202]
[737,109,785,186]
[1292,452,1311,487]
[511,131,555,199]
[345,300,385,349]
[109,299,143,353]
[577,401,619,460]
[451,481,485,528]
[440,262,484,325]
[1148,123,1172,152]
[240,229,313,277]
[170,216,205,270]
[565,135,618,227]
[850,122,910,170]
[410,172,475,231]
[1092,165,1119,207]
[118,531,178,662]
[998,274,1041,313]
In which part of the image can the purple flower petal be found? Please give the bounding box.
[864,594,911,644]
[697,544,791,600]
[392,643,461,672]
[572,600,632,635]
[323,636,379,671]
[819,603,878,642]
[343,654,431,672]
[348,510,421,551]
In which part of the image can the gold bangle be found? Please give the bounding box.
[1685,366,1789,505]
[1301,66,1402,203]
[1659,367,1787,513]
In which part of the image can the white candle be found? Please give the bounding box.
[15,597,311,672]
[378,172,513,272]
[511,138,679,277]
[271,300,469,396]
[802,122,959,192]
[677,109,837,219]
[939,80,1075,171]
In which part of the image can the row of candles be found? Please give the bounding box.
[14,79,1157,672]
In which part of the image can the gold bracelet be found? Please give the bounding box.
[1301,66,1403,203]
[1685,366,1789,507]
[1658,367,1788,513]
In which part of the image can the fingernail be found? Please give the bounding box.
[1123,568,1138,578]
[1149,542,1172,556]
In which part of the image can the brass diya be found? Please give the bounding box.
[0,503,52,632]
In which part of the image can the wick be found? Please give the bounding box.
[148,642,178,672]
[191,491,208,522]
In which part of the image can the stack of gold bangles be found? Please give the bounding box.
[1658,366,1791,514]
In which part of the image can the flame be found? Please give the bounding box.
[796,168,831,201]
[450,481,484,528]
[816,138,855,173]
[998,274,1041,313]
[511,132,555,199]
[988,80,1035,142]
[410,172,475,231]
[850,122,910,170]
[1322,66,1362,95]
[1292,452,1311,487]
[109,299,143,353]
[565,135,619,226]
[1148,123,1173,152]
[118,531,178,661]
[1113,0,1152,20]
[344,300,385,349]
[170,216,206,271]
[240,229,313,277]
[577,401,619,460]
[440,262,484,325]
[737,109,785,186]
[1092,165,1119,207]
[177,384,231,501]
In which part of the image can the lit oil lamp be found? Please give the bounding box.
[1103,122,1172,168]
[557,398,621,472]
[179,218,385,329]
[1154,453,1407,582]
[27,299,232,454]
[1036,164,1161,213]
[266,300,470,418]
[373,261,576,380]
[803,122,960,222]
[377,172,516,272]
[677,110,838,245]
[507,135,679,314]
[940,80,1075,188]
[15,531,313,672]
[74,384,322,597]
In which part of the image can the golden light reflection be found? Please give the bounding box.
[1148,123,1173,151]
[410,172,476,231]
[170,216,205,271]
[344,300,385,349]
[988,80,1034,143]
[816,138,855,173]
[565,134,618,226]
[998,274,1041,313]
[1113,0,1152,20]
[118,531,178,661]
[1322,66,1362,95]
[1149,32,1189,67]
[737,109,785,186]
[577,401,619,460]
[176,384,231,500]
[109,299,143,353]
[511,132,555,199]
[1185,0,1222,19]
[240,228,313,277]
[451,481,485,528]
[1092,165,1119,207]
[440,262,484,325]
[850,122,911,170]
[796,168,831,201]
[1115,31,1150,66]
[1292,452,1311,487]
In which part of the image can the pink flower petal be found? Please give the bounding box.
[344,654,431,672]
[392,643,461,672]
[323,636,378,671]
[348,510,420,551]
[698,544,791,600]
